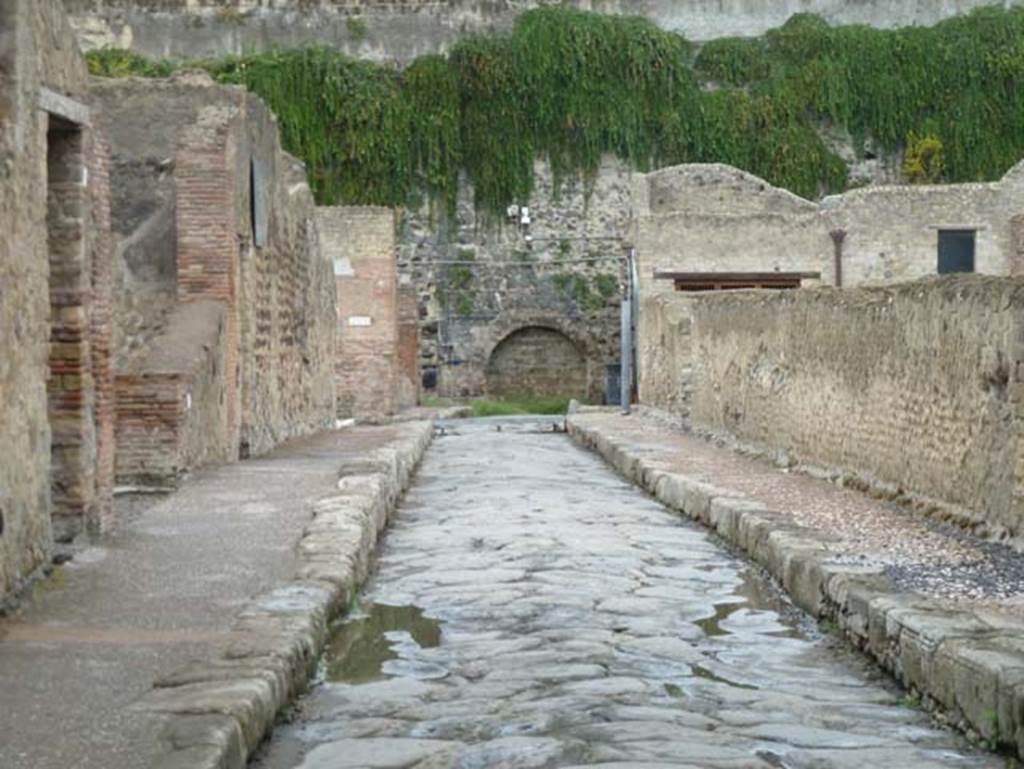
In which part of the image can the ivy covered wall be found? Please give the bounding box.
[87,6,1024,213]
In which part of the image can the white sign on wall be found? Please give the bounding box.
[348,316,373,327]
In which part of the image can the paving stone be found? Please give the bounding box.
[254,419,1003,769]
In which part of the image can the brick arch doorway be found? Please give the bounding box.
[485,325,587,400]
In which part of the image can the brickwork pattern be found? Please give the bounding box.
[396,285,420,410]
[175,105,241,457]
[115,302,229,487]
[319,206,401,420]
[87,123,116,531]
[1,0,107,601]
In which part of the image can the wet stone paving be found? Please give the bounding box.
[253,418,1010,769]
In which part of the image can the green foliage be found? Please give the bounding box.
[903,133,945,184]
[455,294,475,317]
[694,37,770,85]
[551,273,611,313]
[594,273,619,300]
[469,396,571,417]
[86,48,176,78]
[86,5,1024,211]
[346,16,368,42]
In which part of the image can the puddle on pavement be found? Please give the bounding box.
[325,603,442,684]
[692,567,805,640]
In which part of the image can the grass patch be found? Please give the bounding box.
[469,396,572,417]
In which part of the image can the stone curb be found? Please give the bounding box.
[567,414,1024,760]
[139,420,435,769]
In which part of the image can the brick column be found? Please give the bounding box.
[174,106,241,457]
[87,122,115,531]
[47,119,95,539]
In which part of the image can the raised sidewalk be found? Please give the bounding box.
[0,421,433,769]
[568,409,1024,760]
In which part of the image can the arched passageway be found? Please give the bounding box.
[485,326,587,399]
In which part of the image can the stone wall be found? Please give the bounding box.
[687,276,1024,540]
[319,206,402,420]
[94,73,335,484]
[401,157,627,403]
[637,293,695,418]
[485,326,588,400]
[0,0,115,602]
[63,0,1024,63]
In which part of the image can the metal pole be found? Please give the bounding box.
[620,249,633,415]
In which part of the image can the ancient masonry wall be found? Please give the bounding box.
[94,74,335,486]
[0,0,116,601]
[115,302,229,486]
[687,276,1024,540]
[637,293,696,419]
[319,206,402,420]
[63,0,1024,63]
[633,162,1024,419]
[401,157,627,402]
[396,286,421,411]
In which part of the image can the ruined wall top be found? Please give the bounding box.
[63,0,1024,62]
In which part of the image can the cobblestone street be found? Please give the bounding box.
[254,419,1007,769]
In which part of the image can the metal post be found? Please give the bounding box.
[620,250,633,415]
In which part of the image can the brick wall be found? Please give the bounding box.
[1,0,105,601]
[396,285,420,410]
[174,104,241,457]
[87,122,116,531]
[686,276,1024,539]
[318,206,401,420]
[115,302,229,487]
[98,78,336,477]
[46,120,97,539]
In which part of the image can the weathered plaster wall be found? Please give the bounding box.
[632,161,1024,297]
[822,180,1022,286]
[631,164,830,298]
[95,73,335,484]
[319,206,401,420]
[0,0,115,601]
[687,277,1024,539]
[637,293,696,418]
[63,0,1024,63]
[401,157,627,403]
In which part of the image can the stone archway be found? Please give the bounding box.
[485,325,588,400]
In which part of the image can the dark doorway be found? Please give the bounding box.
[938,230,976,274]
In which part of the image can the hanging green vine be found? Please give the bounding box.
[87,5,1024,213]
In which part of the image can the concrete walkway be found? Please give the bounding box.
[0,424,415,769]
